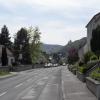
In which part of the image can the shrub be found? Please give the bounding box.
[78,61,84,66]
[78,60,99,74]
[78,66,87,73]
[90,55,98,61]
[83,51,94,64]
[90,67,100,81]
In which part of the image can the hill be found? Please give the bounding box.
[59,37,87,56]
[41,44,63,54]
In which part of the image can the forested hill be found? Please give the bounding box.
[41,44,63,54]
[59,37,87,56]
[41,37,87,55]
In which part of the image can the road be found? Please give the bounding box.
[0,66,97,100]
[0,67,63,100]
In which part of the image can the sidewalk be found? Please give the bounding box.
[62,66,97,100]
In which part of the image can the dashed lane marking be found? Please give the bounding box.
[0,91,7,97]
[15,83,23,88]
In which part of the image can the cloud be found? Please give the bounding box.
[0,0,99,45]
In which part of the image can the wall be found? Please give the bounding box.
[87,14,100,51]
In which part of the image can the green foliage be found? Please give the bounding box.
[0,71,10,76]
[72,64,77,70]
[78,60,99,74]
[28,27,42,64]
[14,28,31,64]
[68,63,78,72]
[78,61,84,66]
[91,25,100,56]
[0,25,12,49]
[68,48,79,64]
[90,67,100,81]
[78,65,87,73]
[90,55,98,61]
[1,46,8,66]
[83,51,94,63]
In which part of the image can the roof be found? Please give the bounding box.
[86,12,100,28]
[0,45,13,57]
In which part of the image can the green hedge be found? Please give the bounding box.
[78,66,87,73]
[90,55,98,61]
[90,67,100,81]
[78,60,99,74]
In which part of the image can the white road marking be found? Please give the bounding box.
[0,92,7,97]
[15,83,23,88]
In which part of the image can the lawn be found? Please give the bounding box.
[0,71,10,76]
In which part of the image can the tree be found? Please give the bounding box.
[0,25,12,48]
[67,48,79,64]
[1,46,8,66]
[28,27,42,64]
[91,25,100,57]
[14,28,31,64]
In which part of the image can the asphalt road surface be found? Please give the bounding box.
[0,67,63,100]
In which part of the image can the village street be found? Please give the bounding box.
[0,66,97,100]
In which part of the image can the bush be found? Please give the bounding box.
[84,51,94,64]
[90,55,98,61]
[78,61,84,66]
[78,60,99,74]
[86,60,99,70]
[78,66,87,73]
[90,67,100,81]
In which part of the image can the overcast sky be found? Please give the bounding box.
[0,0,100,45]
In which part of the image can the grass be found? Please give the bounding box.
[90,67,100,81]
[0,71,10,76]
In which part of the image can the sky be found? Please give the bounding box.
[0,0,100,45]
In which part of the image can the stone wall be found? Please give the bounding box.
[0,66,9,72]
[12,65,32,72]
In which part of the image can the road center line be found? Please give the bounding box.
[0,92,7,97]
[15,83,23,88]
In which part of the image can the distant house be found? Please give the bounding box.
[79,12,100,61]
[0,45,15,66]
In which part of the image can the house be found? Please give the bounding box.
[79,12,100,61]
[0,45,15,66]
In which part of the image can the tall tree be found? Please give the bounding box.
[67,48,79,64]
[0,25,11,48]
[14,28,31,64]
[91,25,100,56]
[1,46,8,66]
[28,27,42,64]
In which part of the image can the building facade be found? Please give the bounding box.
[86,12,100,51]
[0,45,15,66]
[79,12,100,61]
